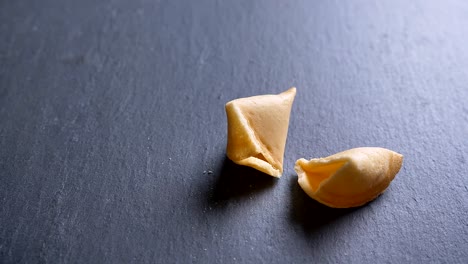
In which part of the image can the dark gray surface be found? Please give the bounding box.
[1,0,467,263]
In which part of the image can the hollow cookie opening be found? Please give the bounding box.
[237,151,282,177]
[253,152,268,162]
[299,160,348,192]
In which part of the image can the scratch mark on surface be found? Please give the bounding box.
[198,46,209,66]
[146,150,151,178]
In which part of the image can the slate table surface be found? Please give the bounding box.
[1,0,467,263]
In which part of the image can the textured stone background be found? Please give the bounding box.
[1,0,467,263]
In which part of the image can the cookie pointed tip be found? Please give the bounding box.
[389,152,404,179]
[282,87,297,97]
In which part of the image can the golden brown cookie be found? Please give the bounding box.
[295,147,403,208]
[225,87,296,177]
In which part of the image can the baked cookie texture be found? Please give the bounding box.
[225,87,296,177]
[295,147,403,208]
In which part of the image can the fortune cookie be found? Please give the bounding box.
[225,87,296,177]
[295,147,403,208]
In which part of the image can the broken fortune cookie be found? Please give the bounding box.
[225,87,296,177]
[295,147,403,208]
